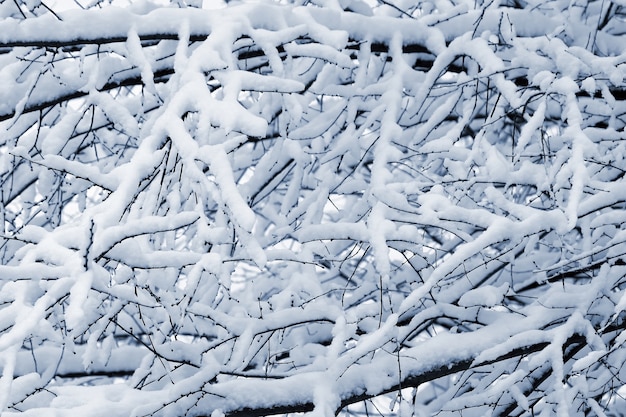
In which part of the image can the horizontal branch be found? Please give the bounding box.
[0,67,174,122]
[198,314,626,417]
[3,44,626,126]
[0,33,209,49]
[0,40,430,121]
[220,334,588,417]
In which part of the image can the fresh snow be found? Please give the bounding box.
[0,0,625,417]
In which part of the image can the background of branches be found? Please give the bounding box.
[1,0,626,416]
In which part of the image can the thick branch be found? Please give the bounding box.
[208,328,621,417]
[0,67,175,122]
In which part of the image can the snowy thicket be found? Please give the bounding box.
[1,0,626,416]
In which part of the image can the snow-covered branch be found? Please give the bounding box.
[1,0,626,416]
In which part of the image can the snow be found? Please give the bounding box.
[125,27,157,95]
[197,145,259,233]
[1,0,626,416]
[458,283,508,307]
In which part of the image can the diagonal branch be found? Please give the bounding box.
[198,322,626,417]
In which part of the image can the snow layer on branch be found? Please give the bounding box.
[1,0,626,417]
